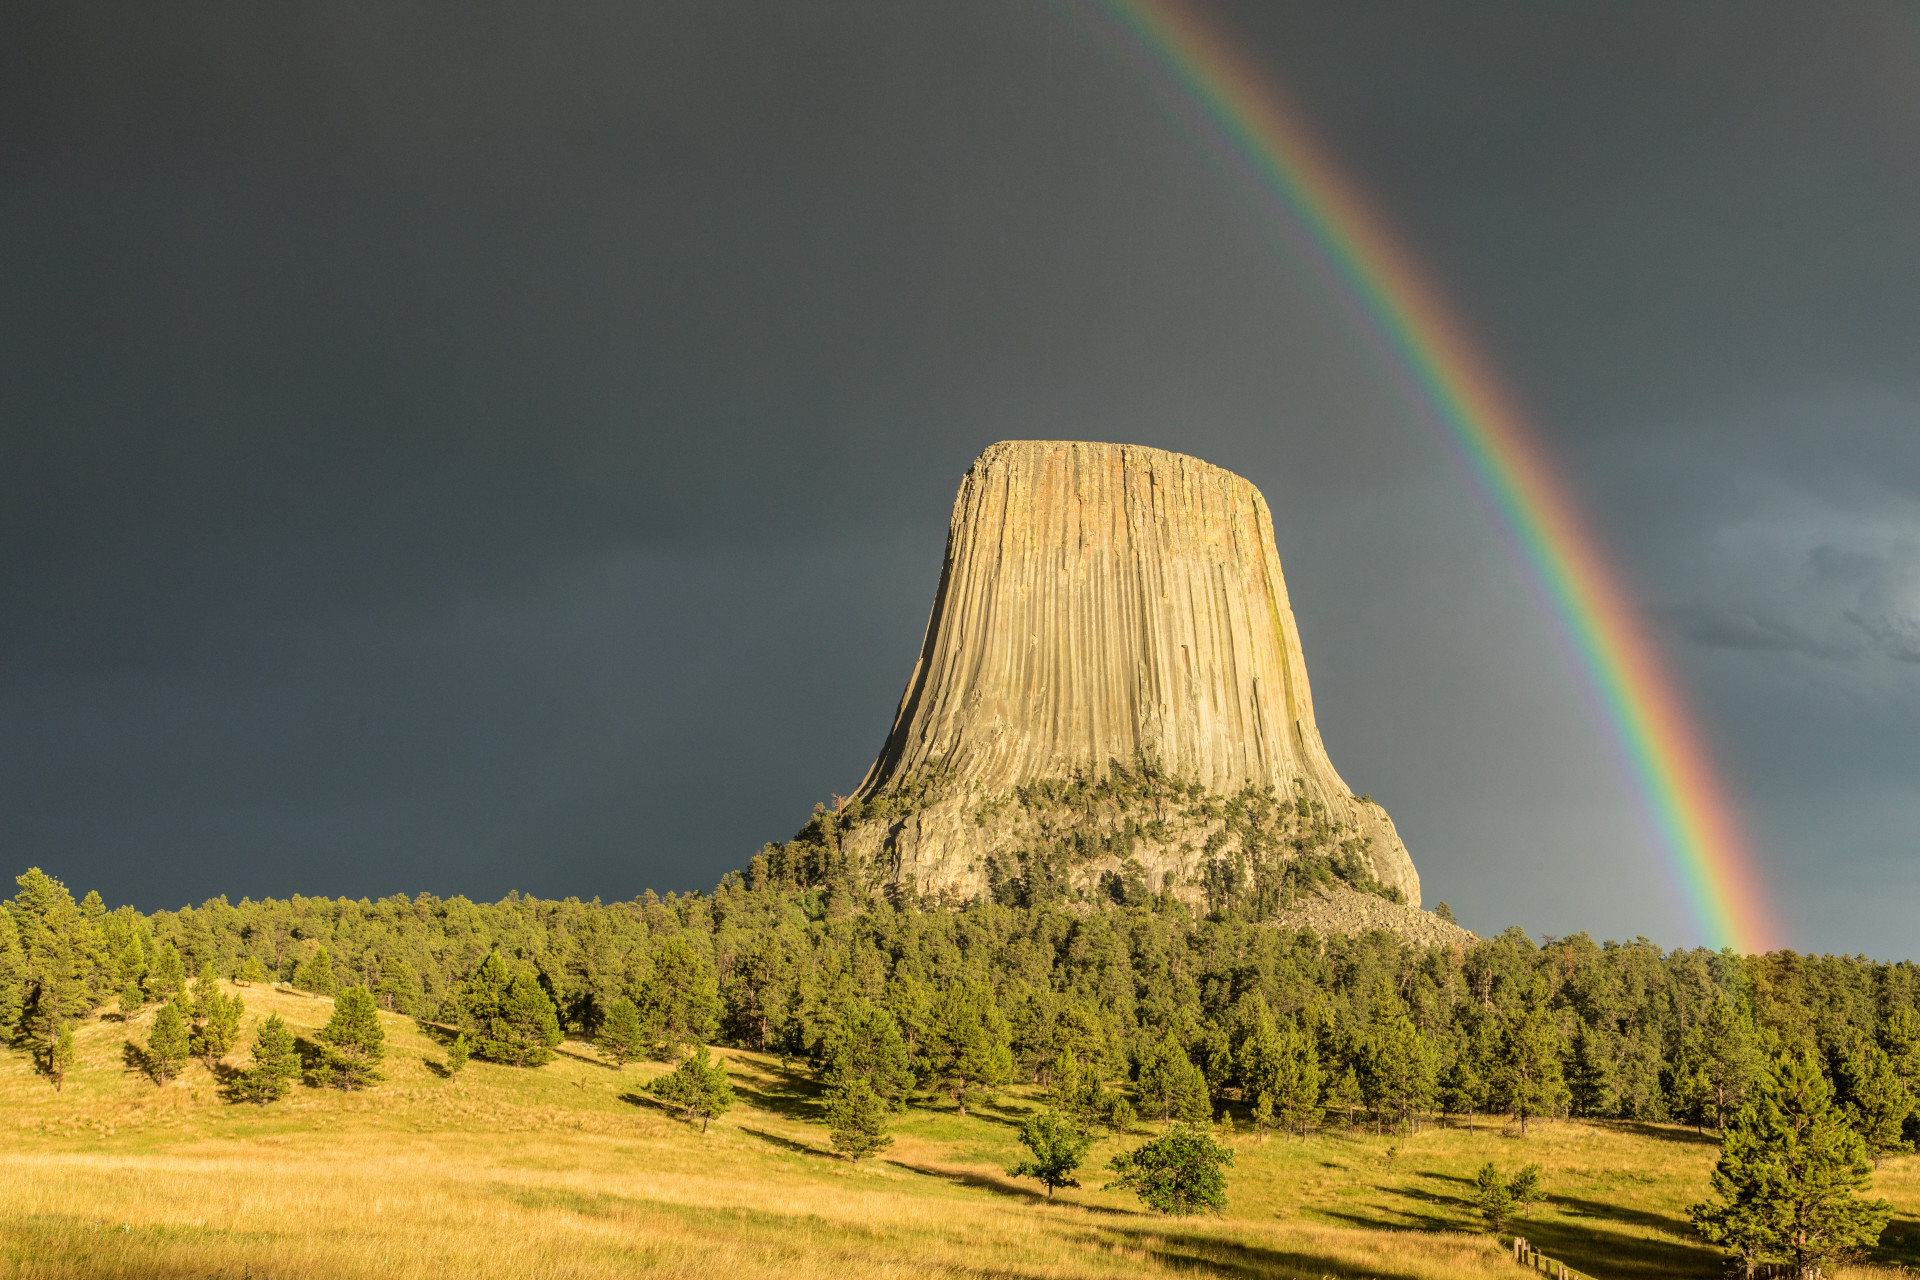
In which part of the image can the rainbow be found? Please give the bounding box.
[1100,0,1774,953]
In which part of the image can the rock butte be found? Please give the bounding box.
[839,439,1420,909]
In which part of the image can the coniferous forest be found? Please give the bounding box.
[10,861,1920,1147]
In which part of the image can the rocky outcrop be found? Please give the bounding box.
[813,440,1419,910]
[1270,886,1475,951]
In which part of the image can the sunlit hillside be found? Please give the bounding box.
[6,981,1919,1280]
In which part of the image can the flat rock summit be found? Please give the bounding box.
[772,440,1423,919]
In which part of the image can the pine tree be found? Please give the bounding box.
[1365,1016,1435,1134]
[192,988,244,1069]
[1474,1160,1513,1231]
[317,985,385,1089]
[822,1001,915,1110]
[460,951,562,1067]
[1841,1044,1914,1169]
[373,954,422,1014]
[1046,1047,1093,1120]
[1268,1025,1321,1138]
[1690,1052,1892,1278]
[1567,1020,1613,1117]
[826,1075,894,1163]
[48,1021,75,1092]
[235,956,268,985]
[504,969,562,1066]
[1702,997,1764,1130]
[118,982,144,1018]
[446,1030,471,1076]
[595,996,644,1068]
[1324,1064,1365,1133]
[150,942,186,998]
[232,1013,301,1104]
[635,937,720,1059]
[1494,998,1568,1135]
[1138,1031,1209,1124]
[22,979,71,1077]
[926,983,1013,1116]
[1105,1122,1234,1216]
[0,909,26,1042]
[649,1044,734,1132]
[1878,1008,1920,1111]
[294,948,338,996]
[148,998,190,1083]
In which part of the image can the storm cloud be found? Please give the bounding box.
[3,2,1917,954]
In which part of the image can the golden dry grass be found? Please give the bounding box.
[5,984,1918,1280]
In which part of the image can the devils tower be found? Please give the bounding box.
[771,440,1419,912]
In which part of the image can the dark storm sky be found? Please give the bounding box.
[5,3,1918,956]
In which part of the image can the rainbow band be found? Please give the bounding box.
[1103,0,1773,953]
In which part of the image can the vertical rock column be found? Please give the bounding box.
[854,439,1418,905]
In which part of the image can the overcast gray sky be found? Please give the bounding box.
[4,2,1917,956]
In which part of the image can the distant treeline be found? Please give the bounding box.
[6,864,1920,1146]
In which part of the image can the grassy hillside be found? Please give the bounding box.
[5,982,1918,1280]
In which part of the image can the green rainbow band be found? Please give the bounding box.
[1104,0,1774,953]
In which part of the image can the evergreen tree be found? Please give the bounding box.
[373,954,422,1014]
[0,908,26,1041]
[317,985,386,1089]
[635,937,720,1059]
[148,998,190,1083]
[1006,1109,1093,1198]
[649,1043,734,1132]
[1690,1052,1892,1278]
[1674,1060,1718,1134]
[294,948,338,996]
[1138,1032,1209,1124]
[48,1021,74,1092]
[1270,1025,1322,1138]
[117,982,144,1018]
[232,1013,301,1104]
[595,995,644,1068]
[446,1030,471,1076]
[11,869,96,1020]
[1474,1160,1513,1231]
[460,951,562,1067]
[192,987,244,1069]
[823,1000,915,1110]
[1840,1043,1914,1169]
[235,955,268,985]
[926,983,1013,1116]
[150,942,186,998]
[1105,1122,1234,1216]
[826,1075,894,1163]
[1878,1007,1920,1111]
[1567,1020,1613,1118]
[1364,1016,1436,1134]
[1046,1047,1093,1121]
[22,979,71,1076]
[1494,998,1568,1135]
[1324,1064,1364,1133]
[1702,997,1765,1130]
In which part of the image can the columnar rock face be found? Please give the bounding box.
[841,440,1419,908]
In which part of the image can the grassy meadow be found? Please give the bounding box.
[5,982,1919,1280]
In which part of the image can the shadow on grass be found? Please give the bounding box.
[886,1160,1050,1205]
[1592,1118,1722,1149]
[1501,1201,1715,1280]
[120,1041,160,1085]
[738,1126,829,1158]
[1091,1222,1432,1280]
[730,1062,827,1123]
[553,1041,620,1070]
[1875,1211,1920,1266]
[422,1057,450,1079]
